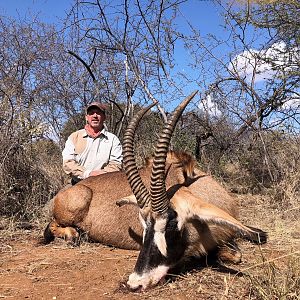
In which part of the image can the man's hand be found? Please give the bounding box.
[89,170,107,177]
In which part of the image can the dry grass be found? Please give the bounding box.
[1,192,299,300]
[246,254,300,300]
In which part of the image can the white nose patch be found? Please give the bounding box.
[127,265,169,291]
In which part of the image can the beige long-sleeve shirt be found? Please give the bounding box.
[62,128,123,181]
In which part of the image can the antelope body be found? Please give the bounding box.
[44,91,267,291]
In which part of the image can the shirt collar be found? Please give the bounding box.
[82,126,108,139]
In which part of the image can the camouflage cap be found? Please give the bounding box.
[86,102,107,114]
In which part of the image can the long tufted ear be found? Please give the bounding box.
[172,187,267,243]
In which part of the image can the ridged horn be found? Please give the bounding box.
[123,102,157,209]
[150,91,198,214]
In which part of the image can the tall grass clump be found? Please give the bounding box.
[247,254,300,300]
[0,137,63,221]
[198,130,300,213]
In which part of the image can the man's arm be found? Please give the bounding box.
[62,135,89,179]
[102,135,123,172]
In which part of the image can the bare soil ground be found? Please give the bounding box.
[1,195,299,300]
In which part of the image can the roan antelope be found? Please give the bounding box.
[44,91,267,291]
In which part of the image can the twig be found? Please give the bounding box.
[241,251,300,273]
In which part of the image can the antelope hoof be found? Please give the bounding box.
[45,220,80,245]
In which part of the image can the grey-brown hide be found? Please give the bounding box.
[52,171,141,249]
[178,167,241,258]
[46,150,239,251]
[121,93,267,292]
[48,150,201,249]
[45,92,267,293]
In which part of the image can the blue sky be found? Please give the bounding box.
[2,1,297,128]
[0,0,225,35]
[0,0,226,69]
[0,0,228,94]
[0,0,72,22]
[0,1,269,95]
[179,1,224,35]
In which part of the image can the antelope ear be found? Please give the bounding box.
[172,187,265,242]
[116,194,138,207]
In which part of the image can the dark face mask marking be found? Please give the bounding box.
[134,208,187,275]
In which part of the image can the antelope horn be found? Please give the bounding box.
[123,102,157,209]
[150,91,198,214]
